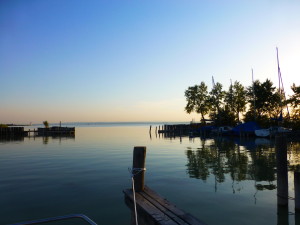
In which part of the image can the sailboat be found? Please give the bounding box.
[255,126,291,137]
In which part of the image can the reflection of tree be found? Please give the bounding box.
[185,137,278,186]
[288,142,300,171]
[226,146,248,181]
[43,136,49,145]
[248,147,276,182]
[186,149,210,180]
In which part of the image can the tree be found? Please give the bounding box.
[288,83,300,121]
[246,79,280,118]
[225,82,234,112]
[232,81,247,122]
[43,121,49,128]
[210,107,236,126]
[209,82,225,122]
[185,82,211,122]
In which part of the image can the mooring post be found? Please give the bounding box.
[295,171,300,211]
[276,135,288,207]
[132,146,146,192]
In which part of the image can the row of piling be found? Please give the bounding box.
[276,135,300,214]
[0,127,25,135]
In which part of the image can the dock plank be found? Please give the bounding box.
[124,189,178,225]
[124,186,207,225]
[142,187,206,225]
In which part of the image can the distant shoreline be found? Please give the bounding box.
[21,121,191,128]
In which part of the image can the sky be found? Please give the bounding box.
[1,0,300,124]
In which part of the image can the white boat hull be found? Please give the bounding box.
[255,127,292,137]
[255,129,270,137]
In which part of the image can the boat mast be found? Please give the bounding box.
[252,68,256,121]
[276,47,290,119]
[212,76,215,88]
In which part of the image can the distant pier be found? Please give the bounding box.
[35,126,75,136]
[0,127,26,136]
[158,123,202,134]
[0,126,75,138]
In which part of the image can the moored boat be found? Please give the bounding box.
[255,126,291,137]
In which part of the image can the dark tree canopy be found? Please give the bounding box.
[184,79,299,129]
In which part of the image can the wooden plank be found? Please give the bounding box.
[124,189,178,225]
[142,186,207,225]
[124,187,207,225]
[139,189,189,225]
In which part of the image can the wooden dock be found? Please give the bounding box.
[32,127,75,136]
[124,147,207,225]
[0,127,25,136]
[124,186,206,225]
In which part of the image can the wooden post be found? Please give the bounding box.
[132,146,146,192]
[277,204,289,225]
[276,135,288,207]
[295,171,300,211]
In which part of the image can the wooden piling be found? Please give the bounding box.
[295,171,300,211]
[277,204,289,225]
[276,135,288,207]
[124,146,207,225]
[132,146,146,192]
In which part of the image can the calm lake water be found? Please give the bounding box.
[1,123,300,225]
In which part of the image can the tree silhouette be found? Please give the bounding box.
[185,82,211,122]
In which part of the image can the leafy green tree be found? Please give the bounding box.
[43,121,49,128]
[185,82,211,122]
[288,83,300,118]
[210,108,236,126]
[209,82,225,114]
[246,79,281,124]
[225,82,234,113]
[225,81,247,123]
[209,82,225,122]
[233,81,247,122]
[287,83,300,129]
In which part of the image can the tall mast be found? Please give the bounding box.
[252,68,256,121]
[276,47,281,94]
[276,47,290,119]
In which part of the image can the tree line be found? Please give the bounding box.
[184,79,300,129]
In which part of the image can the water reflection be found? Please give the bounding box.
[0,134,75,144]
[182,136,300,225]
[184,136,300,190]
[0,135,25,142]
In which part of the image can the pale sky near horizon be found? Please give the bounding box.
[1,0,300,124]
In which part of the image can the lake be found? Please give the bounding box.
[0,123,300,225]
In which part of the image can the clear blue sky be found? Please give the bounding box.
[1,0,300,124]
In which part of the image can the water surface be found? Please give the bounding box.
[0,124,299,225]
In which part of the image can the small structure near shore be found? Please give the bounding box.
[0,127,25,136]
[124,146,207,225]
[0,125,75,138]
[36,126,75,136]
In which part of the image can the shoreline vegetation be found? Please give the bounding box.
[184,79,300,130]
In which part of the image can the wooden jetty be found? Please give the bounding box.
[158,124,195,134]
[0,127,25,136]
[124,147,207,225]
[34,126,75,136]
